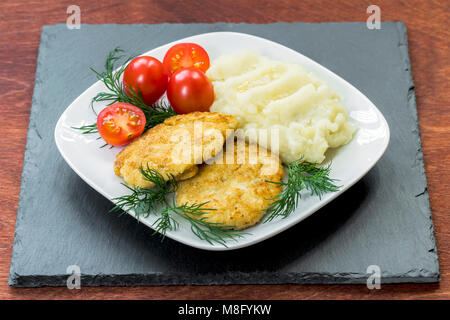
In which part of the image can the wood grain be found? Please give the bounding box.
[0,0,448,299]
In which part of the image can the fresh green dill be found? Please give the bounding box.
[111,165,244,245]
[264,159,340,222]
[110,165,176,218]
[147,204,180,240]
[174,202,243,246]
[71,123,98,134]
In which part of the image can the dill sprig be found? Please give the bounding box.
[110,165,176,218]
[174,202,243,246]
[264,159,340,222]
[73,47,176,135]
[111,165,244,245]
[71,123,98,134]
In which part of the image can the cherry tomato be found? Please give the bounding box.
[97,103,146,146]
[166,68,214,114]
[123,56,168,106]
[163,43,210,76]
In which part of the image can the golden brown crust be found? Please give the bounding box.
[175,140,284,230]
[114,112,238,188]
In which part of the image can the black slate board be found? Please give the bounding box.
[9,22,439,287]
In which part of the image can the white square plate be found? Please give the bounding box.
[55,32,389,251]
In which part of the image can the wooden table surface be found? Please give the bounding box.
[0,0,448,300]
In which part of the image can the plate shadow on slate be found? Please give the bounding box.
[9,22,439,287]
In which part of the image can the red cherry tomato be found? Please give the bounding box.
[163,43,210,76]
[97,103,146,146]
[166,68,214,114]
[123,56,168,106]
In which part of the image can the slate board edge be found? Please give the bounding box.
[394,22,440,280]
[8,22,440,287]
[9,272,440,287]
[8,25,51,287]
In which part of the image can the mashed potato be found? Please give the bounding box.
[206,50,356,164]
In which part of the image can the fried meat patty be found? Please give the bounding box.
[114,112,239,188]
[175,141,284,230]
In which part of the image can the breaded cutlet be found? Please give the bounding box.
[175,140,284,230]
[114,112,239,188]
